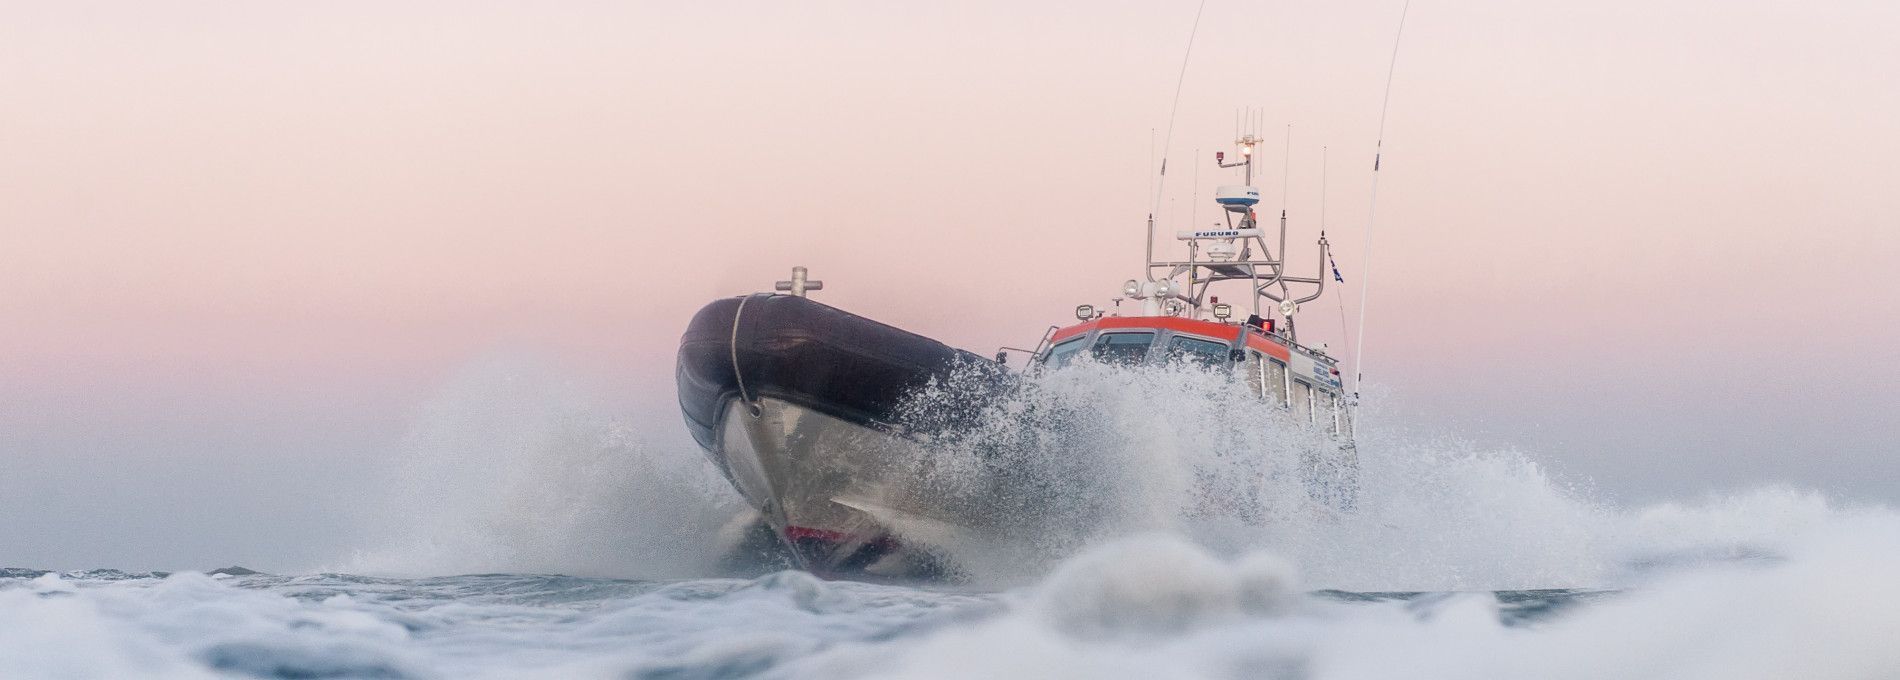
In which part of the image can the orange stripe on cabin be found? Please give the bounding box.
[1049,316,1292,361]
[1050,316,1233,343]
[1243,333,1292,361]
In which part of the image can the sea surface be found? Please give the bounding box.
[6,520,1899,680]
[0,563,1616,679]
[7,364,1899,678]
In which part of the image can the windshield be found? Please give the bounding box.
[1165,336,1231,368]
[1043,338,1087,368]
[1089,332,1155,365]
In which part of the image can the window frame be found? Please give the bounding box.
[1042,337,1088,368]
[1162,333,1233,369]
[1314,389,1335,432]
[1291,379,1314,423]
[1267,357,1290,407]
[1088,331,1159,365]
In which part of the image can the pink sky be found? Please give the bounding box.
[3,0,1898,529]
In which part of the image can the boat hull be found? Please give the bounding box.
[676,294,1002,576]
[675,294,1358,578]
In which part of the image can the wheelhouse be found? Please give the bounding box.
[999,124,1361,444]
[1037,315,1352,437]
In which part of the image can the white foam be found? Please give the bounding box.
[29,571,77,595]
[1028,533,1298,638]
[0,582,214,679]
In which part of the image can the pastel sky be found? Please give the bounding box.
[3,0,1897,569]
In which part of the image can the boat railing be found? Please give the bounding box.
[1029,325,1060,359]
[1243,325,1337,368]
[1291,342,1337,367]
[994,325,1061,367]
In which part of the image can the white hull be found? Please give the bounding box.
[715,397,964,576]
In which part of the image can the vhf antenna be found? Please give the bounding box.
[1148,0,1210,277]
[1351,0,1413,400]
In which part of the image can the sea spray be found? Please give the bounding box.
[890,360,1859,591]
[889,360,1334,585]
[887,360,1604,589]
[336,355,1867,592]
[7,355,1896,678]
[342,356,747,578]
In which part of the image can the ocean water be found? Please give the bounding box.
[6,362,1898,678]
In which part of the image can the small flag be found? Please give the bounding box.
[1330,254,1345,283]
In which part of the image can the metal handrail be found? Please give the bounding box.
[995,325,1061,368]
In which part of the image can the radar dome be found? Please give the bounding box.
[1214,185,1260,213]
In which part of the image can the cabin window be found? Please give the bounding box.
[1164,336,1230,368]
[1266,359,1289,406]
[1090,332,1155,365]
[1291,380,1313,423]
[1043,338,1087,368]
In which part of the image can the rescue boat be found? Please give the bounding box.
[677,130,1357,578]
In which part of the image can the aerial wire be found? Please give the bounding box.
[1350,0,1412,400]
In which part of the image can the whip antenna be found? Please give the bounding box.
[1350,0,1411,398]
[1148,0,1210,271]
[1280,124,1293,215]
